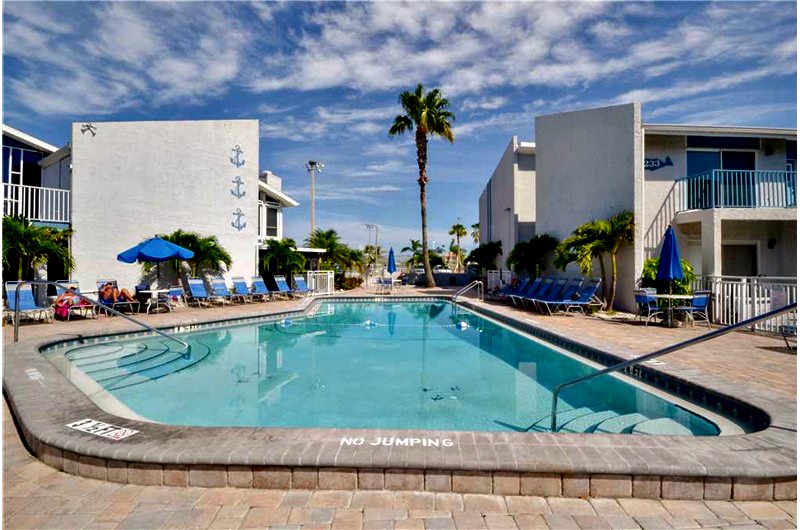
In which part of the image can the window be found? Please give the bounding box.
[266,205,279,237]
[686,149,757,208]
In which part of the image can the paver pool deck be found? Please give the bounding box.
[3,286,796,523]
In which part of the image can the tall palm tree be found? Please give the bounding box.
[2,216,73,280]
[307,228,353,271]
[261,238,306,277]
[402,239,423,268]
[471,223,480,245]
[448,222,467,272]
[389,83,455,287]
[158,229,233,277]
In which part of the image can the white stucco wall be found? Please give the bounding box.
[535,103,640,310]
[70,119,259,291]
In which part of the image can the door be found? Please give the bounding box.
[686,151,720,208]
[721,151,756,206]
[722,244,758,277]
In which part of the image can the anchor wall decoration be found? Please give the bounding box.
[230,145,246,168]
[231,208,247,231]
[230,176,246,198]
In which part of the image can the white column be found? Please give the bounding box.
[701,210,722,277]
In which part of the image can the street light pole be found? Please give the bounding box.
[306,160,324,236]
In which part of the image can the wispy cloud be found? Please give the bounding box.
[283,183,405,205]
[461,96,508,112]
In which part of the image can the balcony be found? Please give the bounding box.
[3,183,70,224]
[676,170,796,212]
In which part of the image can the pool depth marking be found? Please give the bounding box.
[341,436,454,448]
[66,419,139,441]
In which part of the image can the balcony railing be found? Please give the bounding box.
[676,170,796,212]
[3,183,70,224]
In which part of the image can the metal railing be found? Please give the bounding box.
[11,281,191,357]
[453,280,484,302]
[676,170,796,212]
[306,271,335,295]
[487,270,513,291]
[549,303,797,432]
[4,183,71,223]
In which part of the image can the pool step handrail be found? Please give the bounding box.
[10,280,192,357]
[549,303,797,432]
[453,280,484,302]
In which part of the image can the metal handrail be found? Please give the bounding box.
[11,280,191,356]
[549,303,797,432]
[453,280,484,302]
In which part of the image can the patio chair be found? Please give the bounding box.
[164,284,185,309]
[535,279,584,315]
[5,281,53,324]
[273,275,295,298]
[251,276,273,301]
[520,277,568,310]
[293,275,313,297]
[231,276,253,303]
[186,277,225,307]
[779,322,797,351]
[491,277,532,302]
[560,278,603,315]
[510,277,549,307]
[209,277,234,304]
[55,280,95,321]
[96,279,140,315]
[675,290,711,328]
[634,288,662,327]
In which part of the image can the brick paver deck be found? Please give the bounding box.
[4,400,796,529]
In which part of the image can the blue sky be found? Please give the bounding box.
[4,1,796,252]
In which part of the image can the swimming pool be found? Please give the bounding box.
[47,301,727,435]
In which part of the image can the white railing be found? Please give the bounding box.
[4,183,70,223]
[307,270,335,295]
[487,270,513,290]
[693,275,797,332]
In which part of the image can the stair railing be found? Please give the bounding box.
[549,303,796,432]
[10,280,192,357]
[453,280,484,302]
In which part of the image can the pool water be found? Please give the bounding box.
[50,301,721,435]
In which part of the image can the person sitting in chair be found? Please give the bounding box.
[99,282,135,304]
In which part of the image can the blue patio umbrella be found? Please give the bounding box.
[387,247,397,274]
[656,226,683,284]
[117,237,194,288]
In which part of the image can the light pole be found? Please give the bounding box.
[306,160,324,236]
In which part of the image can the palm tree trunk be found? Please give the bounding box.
[598,255,608,308]
[608,252,618,310]
[416,129,435,288]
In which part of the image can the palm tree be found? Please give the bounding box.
[402,239,423,268]
[2,216,73,280]
[507,234,559,278]
[448,222,467,272]
[555,211,634,310]
[158,229,232,277]
[471,223,480,245]
[261,238,306,277]
[466,241,502,274]
[389,83,455,287]
[307,228,354,271]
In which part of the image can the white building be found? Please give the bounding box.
[477,137,536,268]
[4,119,302,290]
[480,103,797,313]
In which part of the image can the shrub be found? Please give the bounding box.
[640,257,696,295]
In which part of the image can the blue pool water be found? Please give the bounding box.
[50,301,721,435]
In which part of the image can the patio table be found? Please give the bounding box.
[652,293,693,327]
[138,289,171,314]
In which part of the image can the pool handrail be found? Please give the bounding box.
[453,280,483,302]
[11,280,192,357]
[549,302,797,432]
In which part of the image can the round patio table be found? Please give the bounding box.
[652,293,693,327]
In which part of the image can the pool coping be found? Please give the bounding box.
[3,295,796,500]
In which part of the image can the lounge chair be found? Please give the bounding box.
[96,279,140,315]
[535,279,584,315]
[5,281,53,324]
[166,284,185,308]
[675,290,711,328]
[273,275,295,298]
[251,276,272,301]
[293,275,313,297]
[55,280,95,321]
[209,277,234,304]
[186,278,225,307]
[491,278,531,302]
[634,288,662,326]
[519,277,568,310]
[232,276,253,303]
[559,278,603,315]
[510,277,549,307]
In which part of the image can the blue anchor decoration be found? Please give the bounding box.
[230,144,246,168]
[231,208,247,231]
[230,176,246,199]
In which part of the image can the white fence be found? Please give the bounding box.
[307,271,335,295]
[487,270,514,290]
[4,183,71,223]
[693,275,796,333]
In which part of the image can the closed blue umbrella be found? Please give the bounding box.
[656,226,683,327]
[387,247,397,274]
[117,237,194,264]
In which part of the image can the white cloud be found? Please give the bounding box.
[283,183,405,205]
[461,96,508,112]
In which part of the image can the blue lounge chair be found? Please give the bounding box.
[634,288,662,326]
[251,276,272,301]
[535,279,583,314]
[293,275,313,297]
[5,281,52,324]
[493,278,532,302]
[166,284,185,308]
[232,276,253,303]
[186,278,224,307]
[96,279,140,314]
[209,277,234,304]
[558,278,603,315]
[55,280,95,321]
[273,275,295,298]
[675,290,711,328]
[510,277,549,307]
[520,277,567,310]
